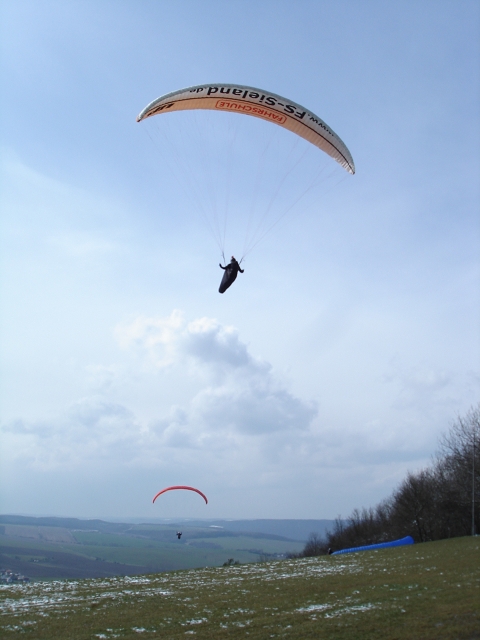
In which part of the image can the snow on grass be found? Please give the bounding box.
[1,539,477,639]
[0,554,370,620]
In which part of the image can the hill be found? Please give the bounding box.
[0,536,477,639]
[0,515,334,541]
[171,518,335,541]
[0,515,314,579]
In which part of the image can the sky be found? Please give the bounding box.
[1,0,479,521]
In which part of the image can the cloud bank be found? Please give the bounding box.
[2,312,316,471]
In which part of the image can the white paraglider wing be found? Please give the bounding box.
[137,83,355,175]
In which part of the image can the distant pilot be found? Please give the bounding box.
[219,256,244,294]
[176,532,182,540]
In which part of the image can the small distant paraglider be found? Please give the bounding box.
[176,531,182,539]
[152,485,208,505]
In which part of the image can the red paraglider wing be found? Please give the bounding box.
[152,485,208,505]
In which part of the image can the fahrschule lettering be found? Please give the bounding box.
[186,86,323,127]
[215,100,287,124]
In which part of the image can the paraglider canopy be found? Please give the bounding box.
[152,485,208,505]
[137,83,355,263]
[137,83,355,175]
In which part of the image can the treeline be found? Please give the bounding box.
[300,404,480,557]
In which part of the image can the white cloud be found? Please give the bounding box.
[113,311,316,436]
[114,311,262,376]
[1,312,317,475]
[2,397,141,470]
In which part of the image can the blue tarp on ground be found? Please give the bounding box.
[331,535,414,556]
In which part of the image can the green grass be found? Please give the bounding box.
[191,535,299,554]
[1,536,478,639]
[67,539,257,570]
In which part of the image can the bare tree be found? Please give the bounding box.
[304,404,480,556]
[302,532,326,557]
[390,469,438,541]
[438,405,480,536]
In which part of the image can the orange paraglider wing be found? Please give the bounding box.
[152,485,208,505]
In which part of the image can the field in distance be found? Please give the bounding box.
[0,516,314,579]
[1,536,478,639]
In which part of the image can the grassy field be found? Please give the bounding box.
[1,536,478,639]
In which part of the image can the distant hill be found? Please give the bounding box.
[0,515,130,534]
[1,514,326,579]
[171,519,336,541]
[0,515,336,542]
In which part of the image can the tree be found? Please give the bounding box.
[300,404,480,556]
[438,405,480,536]
[390,469,438,541]
[302,532,325,557]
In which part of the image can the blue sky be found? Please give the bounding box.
[1,0,479,520]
